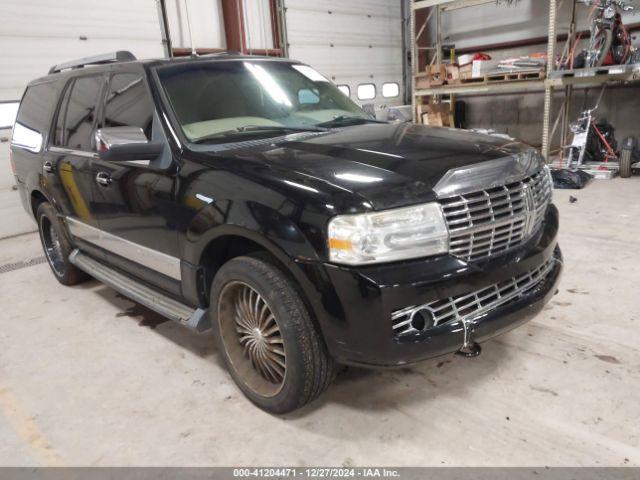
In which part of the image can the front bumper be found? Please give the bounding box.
[296,204,562,367]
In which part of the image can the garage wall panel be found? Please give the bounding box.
[244,0,275,51]
[166,0,226,50]
[0,0,165,102]
[285,0,404,113]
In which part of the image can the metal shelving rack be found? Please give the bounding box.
[543,0,640,165]
[410,0,640,163]
[410,0,548,139]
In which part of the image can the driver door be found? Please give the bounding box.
[90,71,182,294]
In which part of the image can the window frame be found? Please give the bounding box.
[51,79,73,148]
[382,82,400,99]
[357,83,376,101]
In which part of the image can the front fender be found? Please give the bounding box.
[182,196,326,265]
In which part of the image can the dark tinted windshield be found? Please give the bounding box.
[157,60,370,143]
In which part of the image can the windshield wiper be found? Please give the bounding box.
[315,116,388,128]
[193,125,328,144]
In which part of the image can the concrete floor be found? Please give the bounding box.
[0,178,639,467]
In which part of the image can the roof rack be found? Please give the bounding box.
[49,51,137,75]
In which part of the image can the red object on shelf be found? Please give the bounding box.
[472,52,492,61]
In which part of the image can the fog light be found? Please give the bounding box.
[410,309,435,332]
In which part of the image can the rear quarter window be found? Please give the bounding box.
[12,81,60,152]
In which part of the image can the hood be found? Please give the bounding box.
[202,123,534,211]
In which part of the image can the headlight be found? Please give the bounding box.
[327,202,449,265]
[569,122,583,134]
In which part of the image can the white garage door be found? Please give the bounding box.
[0,0,165,238]
[0,0,165,102]
[284,0,405,117]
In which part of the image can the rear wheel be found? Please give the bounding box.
[210,254,335,414]
[36,202,89,285]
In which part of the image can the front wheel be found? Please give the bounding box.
[587,29,613,68]
[210,254,336,414]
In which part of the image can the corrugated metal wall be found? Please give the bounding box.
[443,0,640,50]
[284,0,405,114]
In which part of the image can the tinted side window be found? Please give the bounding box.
[62,76,103,151]
[15,81,59,132]
[103,73,153,140]
[12,81,60,153]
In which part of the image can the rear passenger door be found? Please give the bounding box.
[48,75,105,237]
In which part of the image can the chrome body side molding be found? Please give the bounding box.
[65,217,182,281]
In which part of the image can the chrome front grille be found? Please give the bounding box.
[391,256,557,337]
[440,169,552,262]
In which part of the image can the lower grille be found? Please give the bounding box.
[391,256,557,337]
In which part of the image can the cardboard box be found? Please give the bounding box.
[459,63,473,81]
[446,64,460,84]
[415,65,447,89]
[419,104,454,127]
[427,65,447,86]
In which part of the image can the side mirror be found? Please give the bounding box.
[95,127,163,162]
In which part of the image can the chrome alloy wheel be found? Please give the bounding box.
[217,281,286,397]
[40,216,65,277]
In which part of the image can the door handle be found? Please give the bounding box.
[43,161,54,173]
[95,172,112,186]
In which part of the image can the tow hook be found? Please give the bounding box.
[456,342,482,358]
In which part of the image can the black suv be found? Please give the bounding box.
[10,51,562,413]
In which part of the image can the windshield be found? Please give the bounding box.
[157,60,371,143]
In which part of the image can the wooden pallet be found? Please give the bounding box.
[458,69,546,85]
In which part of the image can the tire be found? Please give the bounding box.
[36,202,89,286]
[210,254,336,414]
[620,148,633,178]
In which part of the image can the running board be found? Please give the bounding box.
[69,249,210,332]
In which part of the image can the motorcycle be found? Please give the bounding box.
[564,87,618,167]
[574,0,635,68]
